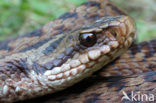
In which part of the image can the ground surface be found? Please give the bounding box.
[0,0,156,42]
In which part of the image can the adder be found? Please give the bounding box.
[0,0,155,103]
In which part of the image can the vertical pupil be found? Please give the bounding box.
[86,36,91,42]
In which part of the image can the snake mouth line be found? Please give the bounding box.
[43,38,133,82]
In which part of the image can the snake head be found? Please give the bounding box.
[42,15,136,92]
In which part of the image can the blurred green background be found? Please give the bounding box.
[0,0,156,42]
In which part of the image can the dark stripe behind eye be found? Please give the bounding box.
[19,38,52,52]
[42,36,65,56]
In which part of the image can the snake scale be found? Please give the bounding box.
[0,0,155,103]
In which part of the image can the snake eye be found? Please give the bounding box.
[79,33,97,47]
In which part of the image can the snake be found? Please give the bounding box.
[0,0,155,103]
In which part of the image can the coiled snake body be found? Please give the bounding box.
[0,0,155,103]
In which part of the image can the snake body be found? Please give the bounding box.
[0,0,155,103]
